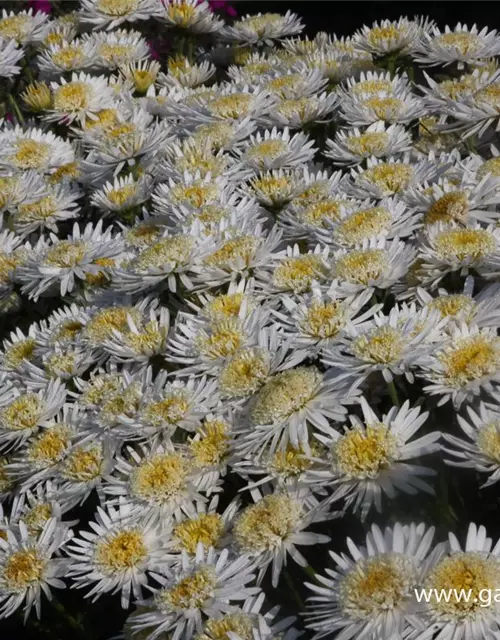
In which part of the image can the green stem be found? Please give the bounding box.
[8,93,24,124]
[284,570,305,609]
[49,597,87,638]
[387,379,400,407]
[301,563,317,581]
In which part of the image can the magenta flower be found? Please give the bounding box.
[28,0,52,14]
[208,0,237,17]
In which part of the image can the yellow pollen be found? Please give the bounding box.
[123,321,165,353]
[352,79,394,96]
[269,444,317,477]
[165,2,196,27]
[300,300,346,338]
[1,394,41,432]
[477,421,500,463]
[142,392,190,427]
[251,175,291,199]
[439,334,500,387]
[48,162,80,184]
[251,367,322,426]
[429,295,476,320]
[45,241,86,268]
[126,224,162,248]
[17,196,58,223]
[85,307,141,344]
[276,97,311,119]
[334,207,392,246]
[241,13,282,37]
[478,157,500,179]
[440,75,479,99]
[300,199,343,225]
[98,44,131,61]
[132,68,157,93]
[273,254,329,293]
[0,176,17,209]
[53,82,90,112]
[174,514,224,554]
[426,553,500,617]
[425,192,469,226]
[95,530,147,573]
[209,94,253,119]
[267,74,301,95]
[247,139,287,162]
[195,318,245,360]
[97,0,139,16]
[45,351,77,376]
[24,503,53,534]
[130,453,189,503]
[3,338,36,369]
[189,420,230,467]
[134,235,194,270]
[436,32,481,54]
[85,257,115,287]
[234,494,302,553]
[367,24,407,45]
[353,325,405,364]
[82,374,123,406]
[340,554,416,618]
[3,549,46,589]
[346,132,389,156]
[193,123,233,150]
[334,248,388,284]
[474,83,500,111]
[363,96,404,120]
[51,45,84,69]
[197,613,255,640]
[0,457,11,493]
[205,236,258,269]
[0,15,31,41]
[11,139,51,170]
[27,426,71,465]
[106,185,137,210]
[100,385,140,424]
[170,183,218,207]
[433,228,496,261]
[60,444,103,482]
[361,163,413,194]
[53,319,84,342]
[219,347,269,397]
[158,567,217,611]
[84,108,119,130]
[334,424,398,479]
[204,293,248,321]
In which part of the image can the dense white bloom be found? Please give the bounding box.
[79,0,161,30]
[222,12,304,46]
[0,37,23,77]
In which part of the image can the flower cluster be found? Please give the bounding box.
[0,4,500,640]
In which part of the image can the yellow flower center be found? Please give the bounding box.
[205,236,258,268]
[440,75,479,99]
[53,319,84,342]
[436,32,481,55]
[241,13,282,37]
[60,444,103,482]
[3,338,36,369]
[95,530,147,574]
[0,252,21,284]
[130,453,189,503]
[106,184,138,207]
[362,96,404,120]
[269,444,316,477]
[3,549,46,589]
[11,139,51,170]
[477,422,500,463]
[195,319,245,360]
[299,199,343,225]
[478,157,500,179]
[334,207,392,246]
[45,241,87,268]
[48,162,80,184]
[174,514,224,554]
[158,567,217,611]
[361,163,414,194]
[142,392,190,427]
[433,228,496,261]
[267,74,302,95]
[197,613,255,640]
[209,94,253,119]
[189,420,230,467]
[439,334,500,387]
[250,175,291,201]
[276,97,312,120]
[52,45,84,69]
[353,325,405,364]
[97,0,139,17]
[367,24,408,45]
[334,248,388,284]
[1,394,41,431]
[204,293,247,321]
[126,224,162,248]
[426,552,500,617]
[219,347,269,397]
[165,2,196,27]
[346,132,389,156]
[85,307,141,344]
[429,295,476,320]
[251,367,322,425]
[134,235,194,270]
[333,424,398,479]
[352,79,394,96]
[234,494,302,553]
[53,82,90,112]
[474,83,500,111]
[193,122,233,150]
[17,196,58,223]
[247,139,287,162]
[27,426,71,465]
[425,192,469,226]
[340,554,416,618]
[22,82,53,112]
[170,183,218,207]
[24,503,53,534]
[0,15,31,41]
[273,255,329,293]
[300,300,346,339]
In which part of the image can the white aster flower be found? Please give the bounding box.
[235,127,317,172]
[91,173,152,215]
[0,9,49,45]
[159,56,215,89]
[79,0,161,31]
[222,12,304,46]
[353,17,426,57]
[160,0,223,34]
[36,38,97,77]
[0,126,75,176]
[0,37,23,77]
[89,29,151,69]
[46,72,116,125]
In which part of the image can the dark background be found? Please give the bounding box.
[232,1,500,37]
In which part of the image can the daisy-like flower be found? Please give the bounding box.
[346,155,443,200]
[330,237,417,295]
[262,69,327,100]
[9,482,75,539]
[353,17,428,57]
[414,23,500,68]
[46,72,116,125]
[67,500,169,608]
[160,0,223,33]
[339,89,424,126]
[233,489,329,587]
[222,12,304,46]
[417,223,500,288]
[235,364,361,456]
[36,38,97,77]
[91,174,152,216]
[442,74,500,138]
[0,126,75,176]
[0,37,23,78]
[187,415,233,491]
[0,379,66,450]
[442,400,500,487]
[0,9,49,45]
[89,30,151,69]
[263,92,337,130]
[159,56,215,89]
[18,221,125,299]
[305,522,439,640]
[415,523,500,640]
[129,547,259,640]
[311,398,440,517]
[0,325,39,378]
[270,244,332,296]
[325,122,412,166]
[120,59,161,93]
[79,0,161,31]
[0,517,70,620]
[419,323,500,408]
[152,172,232,218]
[235,127,317,172]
